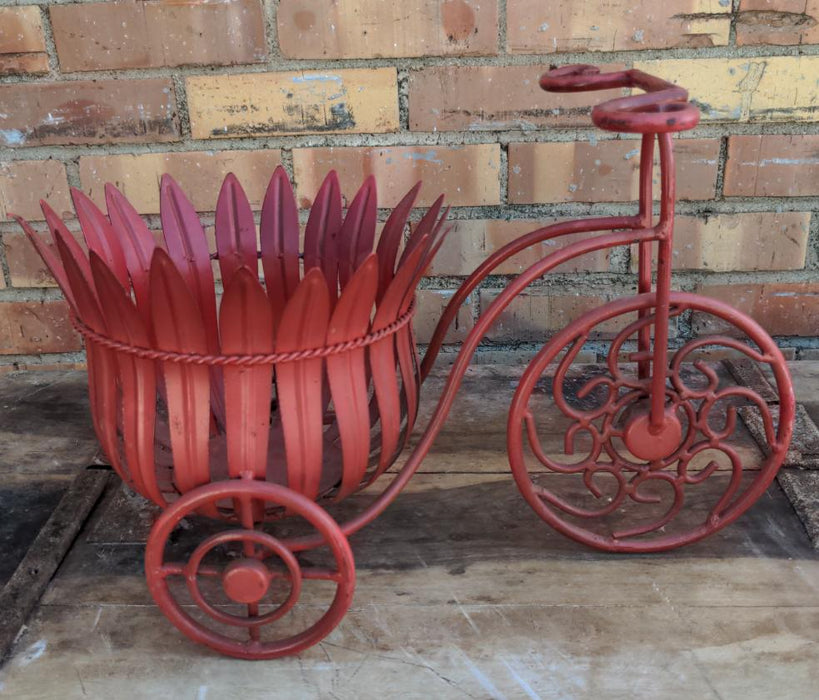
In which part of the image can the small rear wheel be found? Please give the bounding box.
[145,480,355,659]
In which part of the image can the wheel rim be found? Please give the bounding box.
[145,480,355,659]
[507,291,794,553]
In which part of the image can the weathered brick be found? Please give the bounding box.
[508,139,718,204]
[79,150,283,214]
[429,220,610,276]
[277,0,498,58]
[414,289,475,344]
[633,56,819,123]
[293,144,501,208]
[478,290,631,342]
[187,69,398,140]
[507,0,730,53]
[50,1,266,72]
[737,0,819,46]
[0,79,178,148]
[694,283,819,336]
[630,212,810,272]
[0,6,48,75]
[724,135,819,197]
[1,160,72,222]
[409,63,627,132]
[0,301,81,354]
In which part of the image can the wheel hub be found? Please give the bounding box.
[622,408,683,462]
[222,558,272,604]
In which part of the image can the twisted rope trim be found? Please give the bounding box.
[70,302,415,366]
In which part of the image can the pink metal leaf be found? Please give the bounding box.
[401,194,444,266]
[326,253,378,500]
[149,248,212,496]
[275,268,330,501]
[219,267,275,480]
[260,165,300,322]
[159,174,219,350]
[54,236,128,489]
[215,173,258,288]
[376,181,420,302]
[11,215,74,309]
[105,183,157,318]
[41,200,93,292]
[71,187,130,290]
[338,175,377,290]
[304,170,343,294]
[368,238,428,478]
[159,174,224,428]
[90,253,164,506]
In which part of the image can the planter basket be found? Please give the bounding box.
[15,167,449,659]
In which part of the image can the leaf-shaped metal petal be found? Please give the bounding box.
[219,267,274,480]
[326,253,378,500]
[304,170,342,295]
[71,187,130,290]
[159,174,219,349]
[215,173,258,288]
[41,200,93,292]
[401,194,444,266]
[159,174,224,428]
[376,181,420,302]
[149,248,212,498]
[260,165,300,322]
[55,236,128,489]
[275,268,330,501]
[338,175,377,290]
[368,238,428,479]
[11,215,75,310]
[91,253,164,506]
[105,183,157,319]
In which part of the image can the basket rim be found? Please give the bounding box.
[70,301,416,366]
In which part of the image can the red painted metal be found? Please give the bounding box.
[18,168,446,659]
[15,63,795,658]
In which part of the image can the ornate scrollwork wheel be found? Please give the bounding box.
[145,481,355,660]
[508,292,794,552]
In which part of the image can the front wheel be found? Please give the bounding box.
[507,292,794,552]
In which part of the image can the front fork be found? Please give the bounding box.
[635,132,677,432]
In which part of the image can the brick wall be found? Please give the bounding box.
[0,0,817,367]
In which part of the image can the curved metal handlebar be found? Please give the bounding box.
[540,64,700,134]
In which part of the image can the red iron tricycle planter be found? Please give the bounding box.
[15,64,794,660]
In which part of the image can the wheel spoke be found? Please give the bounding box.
[301,566,341,582]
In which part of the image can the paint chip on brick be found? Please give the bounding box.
[186,69,399,139]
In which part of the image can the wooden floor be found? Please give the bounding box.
[1,366,818,699]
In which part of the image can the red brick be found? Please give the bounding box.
[0,79,178,148]
[737,0,819,46]
[508,139,718,204]
[694,283,819,336]
[277,0,498,58]
[0,300,81,354]
[631,212,810,272]
[414,289,475,344]
[1,160,72,221]
[506,0,730,53]
[478,290,633,342]
[50,1,266,72]
[79,150,283,214]
[724,135,819,197]
[409,63,626,132]
[0,6,48,75]
[292,145,501,208]
[429,220,610,276]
